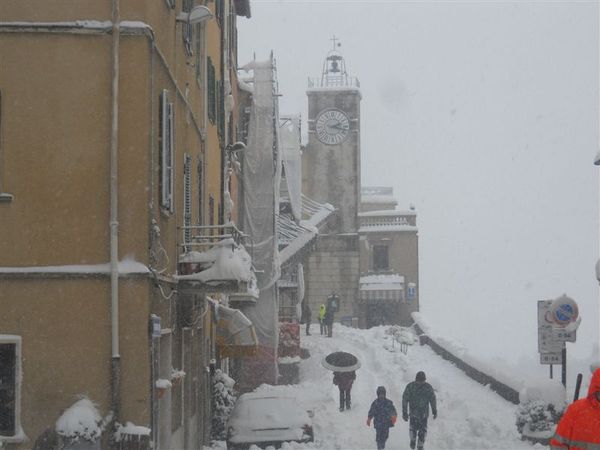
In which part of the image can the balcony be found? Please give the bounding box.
[177,224,258,304]
[307,75,360,89]
[358,210,418,234]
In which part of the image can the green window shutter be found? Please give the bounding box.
[208,58,216,124]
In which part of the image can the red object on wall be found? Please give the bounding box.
[278,322,300,358]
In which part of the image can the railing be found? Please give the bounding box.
[179,223,250,254]
[307,76,360,89]
[359,215,414,228]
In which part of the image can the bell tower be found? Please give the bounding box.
[303,37,361,233]
[303,38,361,330]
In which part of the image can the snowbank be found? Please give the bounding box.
[55,398,102,442]
[114,422,151,442]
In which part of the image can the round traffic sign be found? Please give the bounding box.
[550,295,579,326]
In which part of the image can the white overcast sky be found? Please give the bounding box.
[238,1,600,364]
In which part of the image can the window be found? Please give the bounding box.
[207,58,216,124]
[182,0,194,55]
[216,0,224,27]
[183,154,192,247]
[209,195,215,227]
[0,91,13,202]
[197,157,204,224]
[0,336,21,440]
[217,79,225,140]
[195,21,206,84]
[159,90,174,213]
[373,245,389,271]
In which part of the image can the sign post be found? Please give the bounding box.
[537,296,581,388]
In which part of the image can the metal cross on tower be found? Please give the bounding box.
[330,35,341,50]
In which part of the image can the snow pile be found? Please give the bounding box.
[212,369,237,441]
[520,379,566,407]
[279,356,302,364]
[515,401,562,439]
[55,398,103,442]
[170,368,186,382]
[177,238,254,283]
[516,379,565,440]
[155,379,172,389]
[114,422,151,442]
[412,312,522,392]
[386,325,418,345]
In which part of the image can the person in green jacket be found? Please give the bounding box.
[318,304,327,335]
[402,371,437,450]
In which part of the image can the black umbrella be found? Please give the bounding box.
[321,351,361,372]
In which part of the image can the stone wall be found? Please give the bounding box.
[413,322,520,405]
[305,234,360,323]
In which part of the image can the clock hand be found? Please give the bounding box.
[330,123,348,130]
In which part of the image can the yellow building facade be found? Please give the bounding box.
[0,0,250,448]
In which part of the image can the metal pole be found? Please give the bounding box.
[550,364,553,379]
[573,373,583,401]
[561,345,567,388]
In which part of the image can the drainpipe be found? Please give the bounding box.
[110,0,121,425]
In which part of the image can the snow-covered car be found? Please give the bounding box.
[226,393,314,450]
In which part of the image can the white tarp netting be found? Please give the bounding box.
[279,115,302,220]
[240,59,282,353]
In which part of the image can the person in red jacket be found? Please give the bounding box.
[550,368,600,450]
[333,370,356,411]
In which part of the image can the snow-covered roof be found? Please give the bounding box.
[362,186,393,196]
[278,195,334,267]
[306,86,361,94]
[359,274,405,290]
[358,225,418,233]
[358,210,416,217]
[361,195,398,204]
[0,21,152,34]
[0,260,149,276]
[359,274,405,301]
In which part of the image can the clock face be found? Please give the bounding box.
[315,109,350,145]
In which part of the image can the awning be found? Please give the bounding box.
[216,304,259,357]
[359,274,405,302]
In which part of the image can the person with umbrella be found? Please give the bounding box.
[333,370,356,411]
[322,351,361,412]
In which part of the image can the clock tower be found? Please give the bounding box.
[303,41,361,233]
[303,39,361,328]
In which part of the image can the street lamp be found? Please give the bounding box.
[176,5,213,25]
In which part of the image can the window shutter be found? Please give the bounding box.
[160,90,174,213]
[207,58,216,124]
[183,154,192,247]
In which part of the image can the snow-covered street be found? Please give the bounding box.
[210,324,546,450]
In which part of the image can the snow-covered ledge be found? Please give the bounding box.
[177,238,258,298]
[0,259,149,279]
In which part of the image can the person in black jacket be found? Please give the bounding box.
[333,370,356,411]
[402,371,437,450]
[304,305,312,336]
[367,386,398,450]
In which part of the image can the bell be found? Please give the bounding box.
[330,60,339,73]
